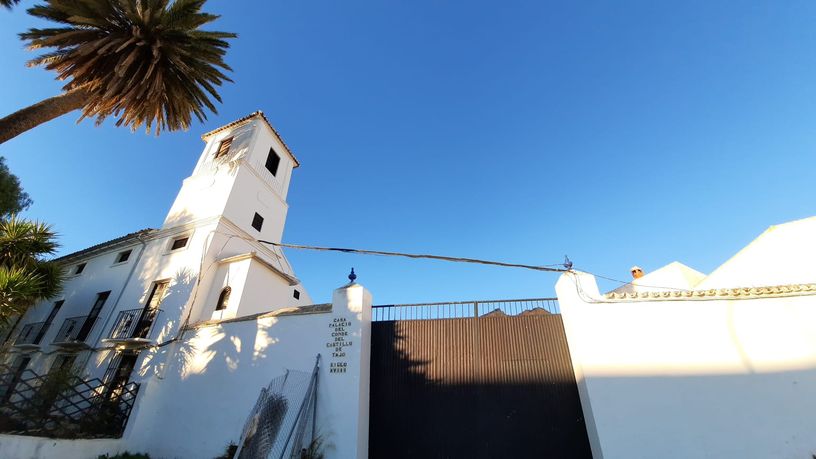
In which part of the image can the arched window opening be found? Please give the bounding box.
[216,287,231,311]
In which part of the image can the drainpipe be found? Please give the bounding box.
[90,233,150,350]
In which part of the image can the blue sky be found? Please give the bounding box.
[1,1,815,304]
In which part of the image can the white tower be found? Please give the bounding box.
[162,111,311,322]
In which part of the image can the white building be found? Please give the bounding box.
[556,216,816,459]
[0,112,371,459]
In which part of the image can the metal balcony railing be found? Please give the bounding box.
[14,322,46,345]
[107,309,162,341]
[52,316,95,344]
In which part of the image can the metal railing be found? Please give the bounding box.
[0,364,140,439]
[14,322,46,345]
[52,316,94,344]
[107,309,162,340]
[372,298,559,321]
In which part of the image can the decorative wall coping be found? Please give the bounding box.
[604,283,816,301]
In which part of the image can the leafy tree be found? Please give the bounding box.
[0,216,62,323]
[0,157,32,217]
[0,0,236,144]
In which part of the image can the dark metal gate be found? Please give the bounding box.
[369,299,592,459]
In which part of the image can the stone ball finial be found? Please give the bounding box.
[348,267,357,283]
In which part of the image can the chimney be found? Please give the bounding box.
[630,266,644,279]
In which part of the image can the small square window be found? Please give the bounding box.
[74,263,86,275]
[251,213,264,232]
[214,136,233,159]
[115,250,132,263]
[265,148,281,176]
[293,289,300,300]
[171,237,189,251]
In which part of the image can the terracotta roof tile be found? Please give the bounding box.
[55,229,156,263]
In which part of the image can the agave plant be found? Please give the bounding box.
[0,216,62,323]
[0,0,236,144]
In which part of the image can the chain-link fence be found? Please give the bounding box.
[236,355,320,459]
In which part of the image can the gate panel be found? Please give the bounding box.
[369,313,591,459]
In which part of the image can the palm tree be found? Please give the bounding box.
[1,0,22,9]
[0,0,236,144]
[0,216,62,323]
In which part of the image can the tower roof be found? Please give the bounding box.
[201,110,300,168]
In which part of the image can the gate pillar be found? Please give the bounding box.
[321,276,372,459]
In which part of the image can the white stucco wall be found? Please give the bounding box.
[0,115,319,458]
[0,282,372,459]
[556,271,816,459]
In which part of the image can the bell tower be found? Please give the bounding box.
[162,110,300,244]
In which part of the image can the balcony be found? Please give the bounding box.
[51,316,96,350]
[13,322,45,351]
[102,309,162,350]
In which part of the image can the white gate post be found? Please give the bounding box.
[322,270,372,459]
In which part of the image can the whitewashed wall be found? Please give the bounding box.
[0,282,372,459]
[556,271,816,459]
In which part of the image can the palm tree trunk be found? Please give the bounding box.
[0,87,89,145]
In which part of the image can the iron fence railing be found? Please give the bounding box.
[107,308,162,340]
[52,316,95,344]
[0,364,139,438]
[14,322,46,345]
[372,298,559,321]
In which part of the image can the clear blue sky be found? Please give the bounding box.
[1,1,815,304]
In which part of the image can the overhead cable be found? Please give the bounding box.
[258,240,570,273]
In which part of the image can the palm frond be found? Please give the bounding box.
[21,0,236,134]
[0,0,22,10]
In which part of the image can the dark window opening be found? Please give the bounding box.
[171,236,189,251]
[2,356,31,403]
[251,213,264,232]
[50,354,76,374]
[116,250,132,263]
[265,148,281,176]
[216,287,232,311]
[134,281,169,339]
[76,291,110,342]
[74,263,86,275]
[293,289,300,300]
[35,300,63,344]
[103,353,138,396]
[215,136,233,159]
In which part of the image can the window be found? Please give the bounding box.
[251,213,264,232]
[2,356,30,402]
[34,300,63,344]
[115,249,132,263]
[265,148,281,176]
[74,263,86,275]
[50,354,76,374]
[75,291,111,342]
[170,236,189,251]
[293,289,300,300]
[133,281,169,339]
[214,136,233,159]
[216,287,231,311]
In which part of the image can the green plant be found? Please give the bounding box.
[0,216,62,323]
[97,452,150,459]
[212,442,237,459]
[300,436,325,459]
[0,157,32,217]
